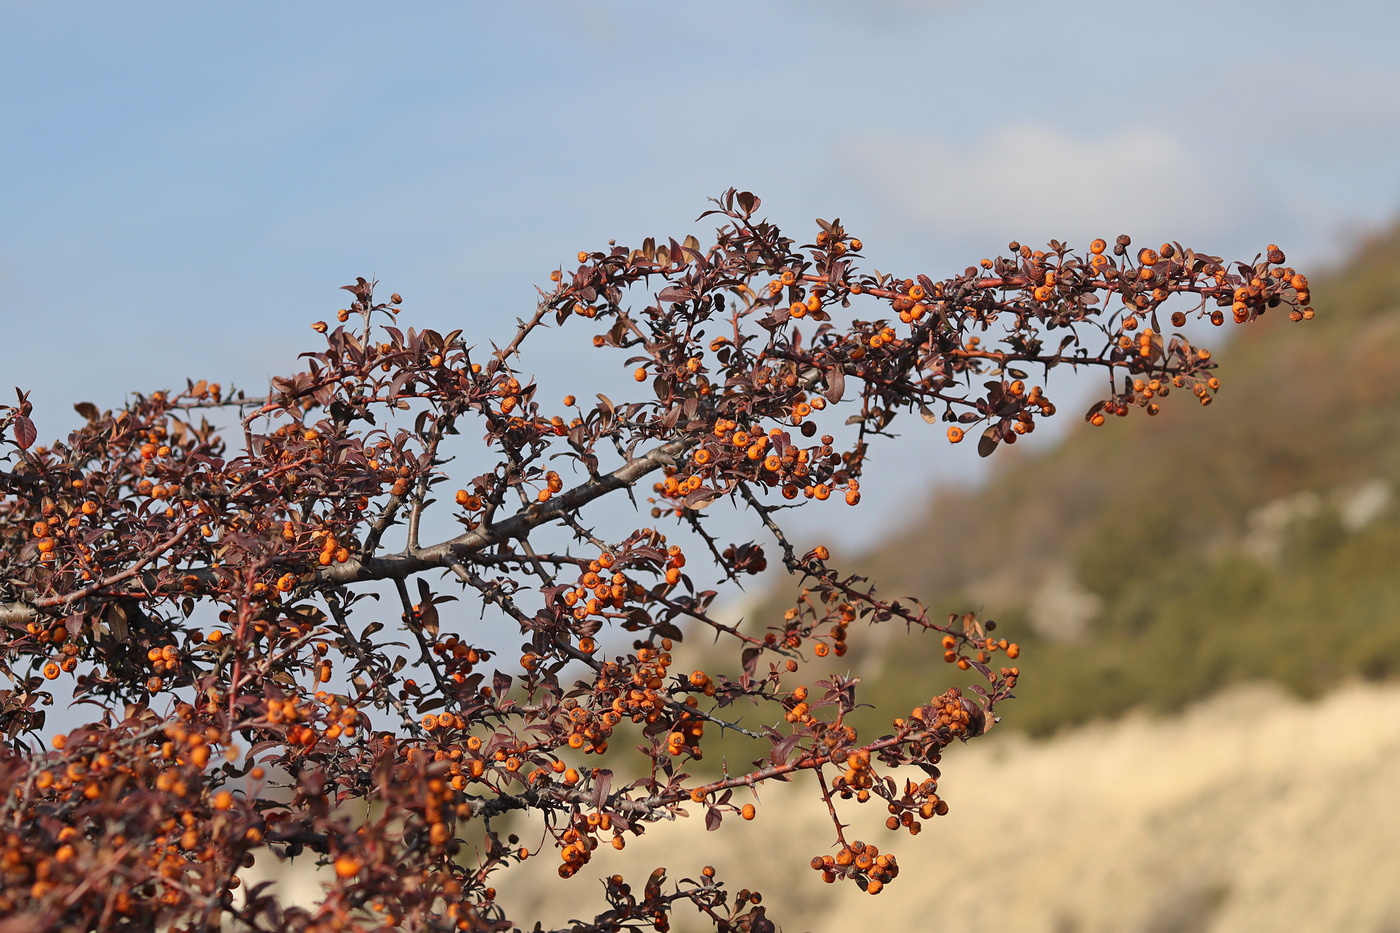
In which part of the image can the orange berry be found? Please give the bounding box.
[334,855,361,880]
[946,426,964,443]
[741,804,756,821]
[634,368,647,382]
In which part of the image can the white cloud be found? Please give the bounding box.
[1221,57,1400,145]
[839,123,1242,250]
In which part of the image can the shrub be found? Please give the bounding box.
[0,191,1311,931]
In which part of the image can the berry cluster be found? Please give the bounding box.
[0,191,1308,932]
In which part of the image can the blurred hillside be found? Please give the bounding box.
[502,682,1400,933]
[732,219,1400,741]
[255,683,1400,932]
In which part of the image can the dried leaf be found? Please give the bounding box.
[590,769,613,809]
[824,368,845,403]
[645,867,666,901]
[12,415,35,450]
[977,425,999,458]
[683,487,720,510]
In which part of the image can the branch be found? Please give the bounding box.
[0,437,695,626]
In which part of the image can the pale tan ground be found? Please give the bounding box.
[499,681,1400,933]
[246,682,1400,931]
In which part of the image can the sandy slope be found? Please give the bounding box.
[500,682,1400,933]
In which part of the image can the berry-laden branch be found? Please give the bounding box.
[0,190,1312,932]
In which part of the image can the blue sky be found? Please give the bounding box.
[4,0,1399,541]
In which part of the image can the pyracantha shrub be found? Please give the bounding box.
[0,191,1313,931]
